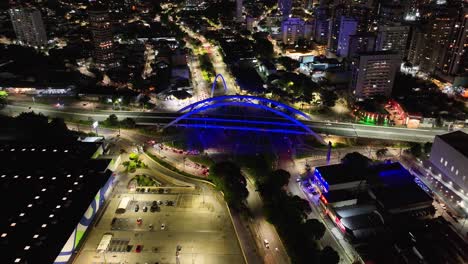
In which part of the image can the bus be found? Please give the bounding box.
[96,234,113,253]
[116,197,131,214]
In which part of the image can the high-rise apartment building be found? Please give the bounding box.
[88,5,118,71]
[313,7,330,44]
[8,7,47,47]
[407,6,457,73]
[236,0,243,22]
[278,0,292,19]
[348,33,375,58]
[437,7,468,81]
[375,25,410,57]
[378,4,404,24]
[281,18,313,45]
[336,16,358,57]
[350,51,401,99]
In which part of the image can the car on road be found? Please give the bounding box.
[134,204,139,212]
[151,201,159,212]
[263,239,270,249]
[143,206,148,212]
[161,223,165,230]
[136,218,142,225]
[135,245,143,253]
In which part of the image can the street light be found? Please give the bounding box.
[93,121,99,136]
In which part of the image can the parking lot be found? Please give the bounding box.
[74,191,245,264]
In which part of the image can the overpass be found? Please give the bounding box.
[2,102,456,143]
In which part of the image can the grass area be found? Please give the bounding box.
[133,174,159,186]
[188,155,214,167]
[145,152,213,183]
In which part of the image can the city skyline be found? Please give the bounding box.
[0,0,467,264]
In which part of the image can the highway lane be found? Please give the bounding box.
[2,103,463,143]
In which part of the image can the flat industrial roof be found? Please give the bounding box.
[371,184,432,210]
[0,142,112,264]
[315,163,367,185]
[437,130,468,158]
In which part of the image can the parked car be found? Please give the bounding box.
[134,204,139,212]
[143,206,148,212]
[263,239,270,249]
[135,245,143,253]
[160,223,165,230]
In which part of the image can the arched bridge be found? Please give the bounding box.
[163,74,325,144]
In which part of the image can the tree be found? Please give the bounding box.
[287,195,312,222]
[253,38,274,59]
[121,118,136,128]
[321,90,338,108]
[278,56,299,71]
[423,142,432,154]
[209,161,249,209]
[408,143,422,157]
[303,219,326,240]
[267,169,290,189]
[376,148,388,159]
[341,152,372,170]
[0,90,7,106]
[320,246,340,264]
[106,114,119,127]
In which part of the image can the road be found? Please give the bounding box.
[3,102,464,143]
[244,174,291,264]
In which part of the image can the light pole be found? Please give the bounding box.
[93,121,99,136]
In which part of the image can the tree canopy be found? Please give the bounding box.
[209,161,249,209]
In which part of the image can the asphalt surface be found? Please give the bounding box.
[3,102,463,143]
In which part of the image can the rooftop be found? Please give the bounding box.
[370,184,433,211]
[315,164,367,185]
[0,142,112,264]
[437,130,468,157]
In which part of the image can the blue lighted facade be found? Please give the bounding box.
[314,168,330,193]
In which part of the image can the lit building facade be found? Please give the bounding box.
[278,0,292,19]
[375,25,410,57]
[348,33,375,58]
[436,7,468,82]
[407,7,457,73]
[8,7,47,47]
[429,131,468,195]
[336,16,358,57]
[350,51,401,99]
[281,18,313,45]
[88,6,119,71]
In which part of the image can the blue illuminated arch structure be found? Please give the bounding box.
[164,95,325,144]
[211,73,228,97]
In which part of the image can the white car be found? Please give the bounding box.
[263,239,270,249]
[161,224,166,230]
